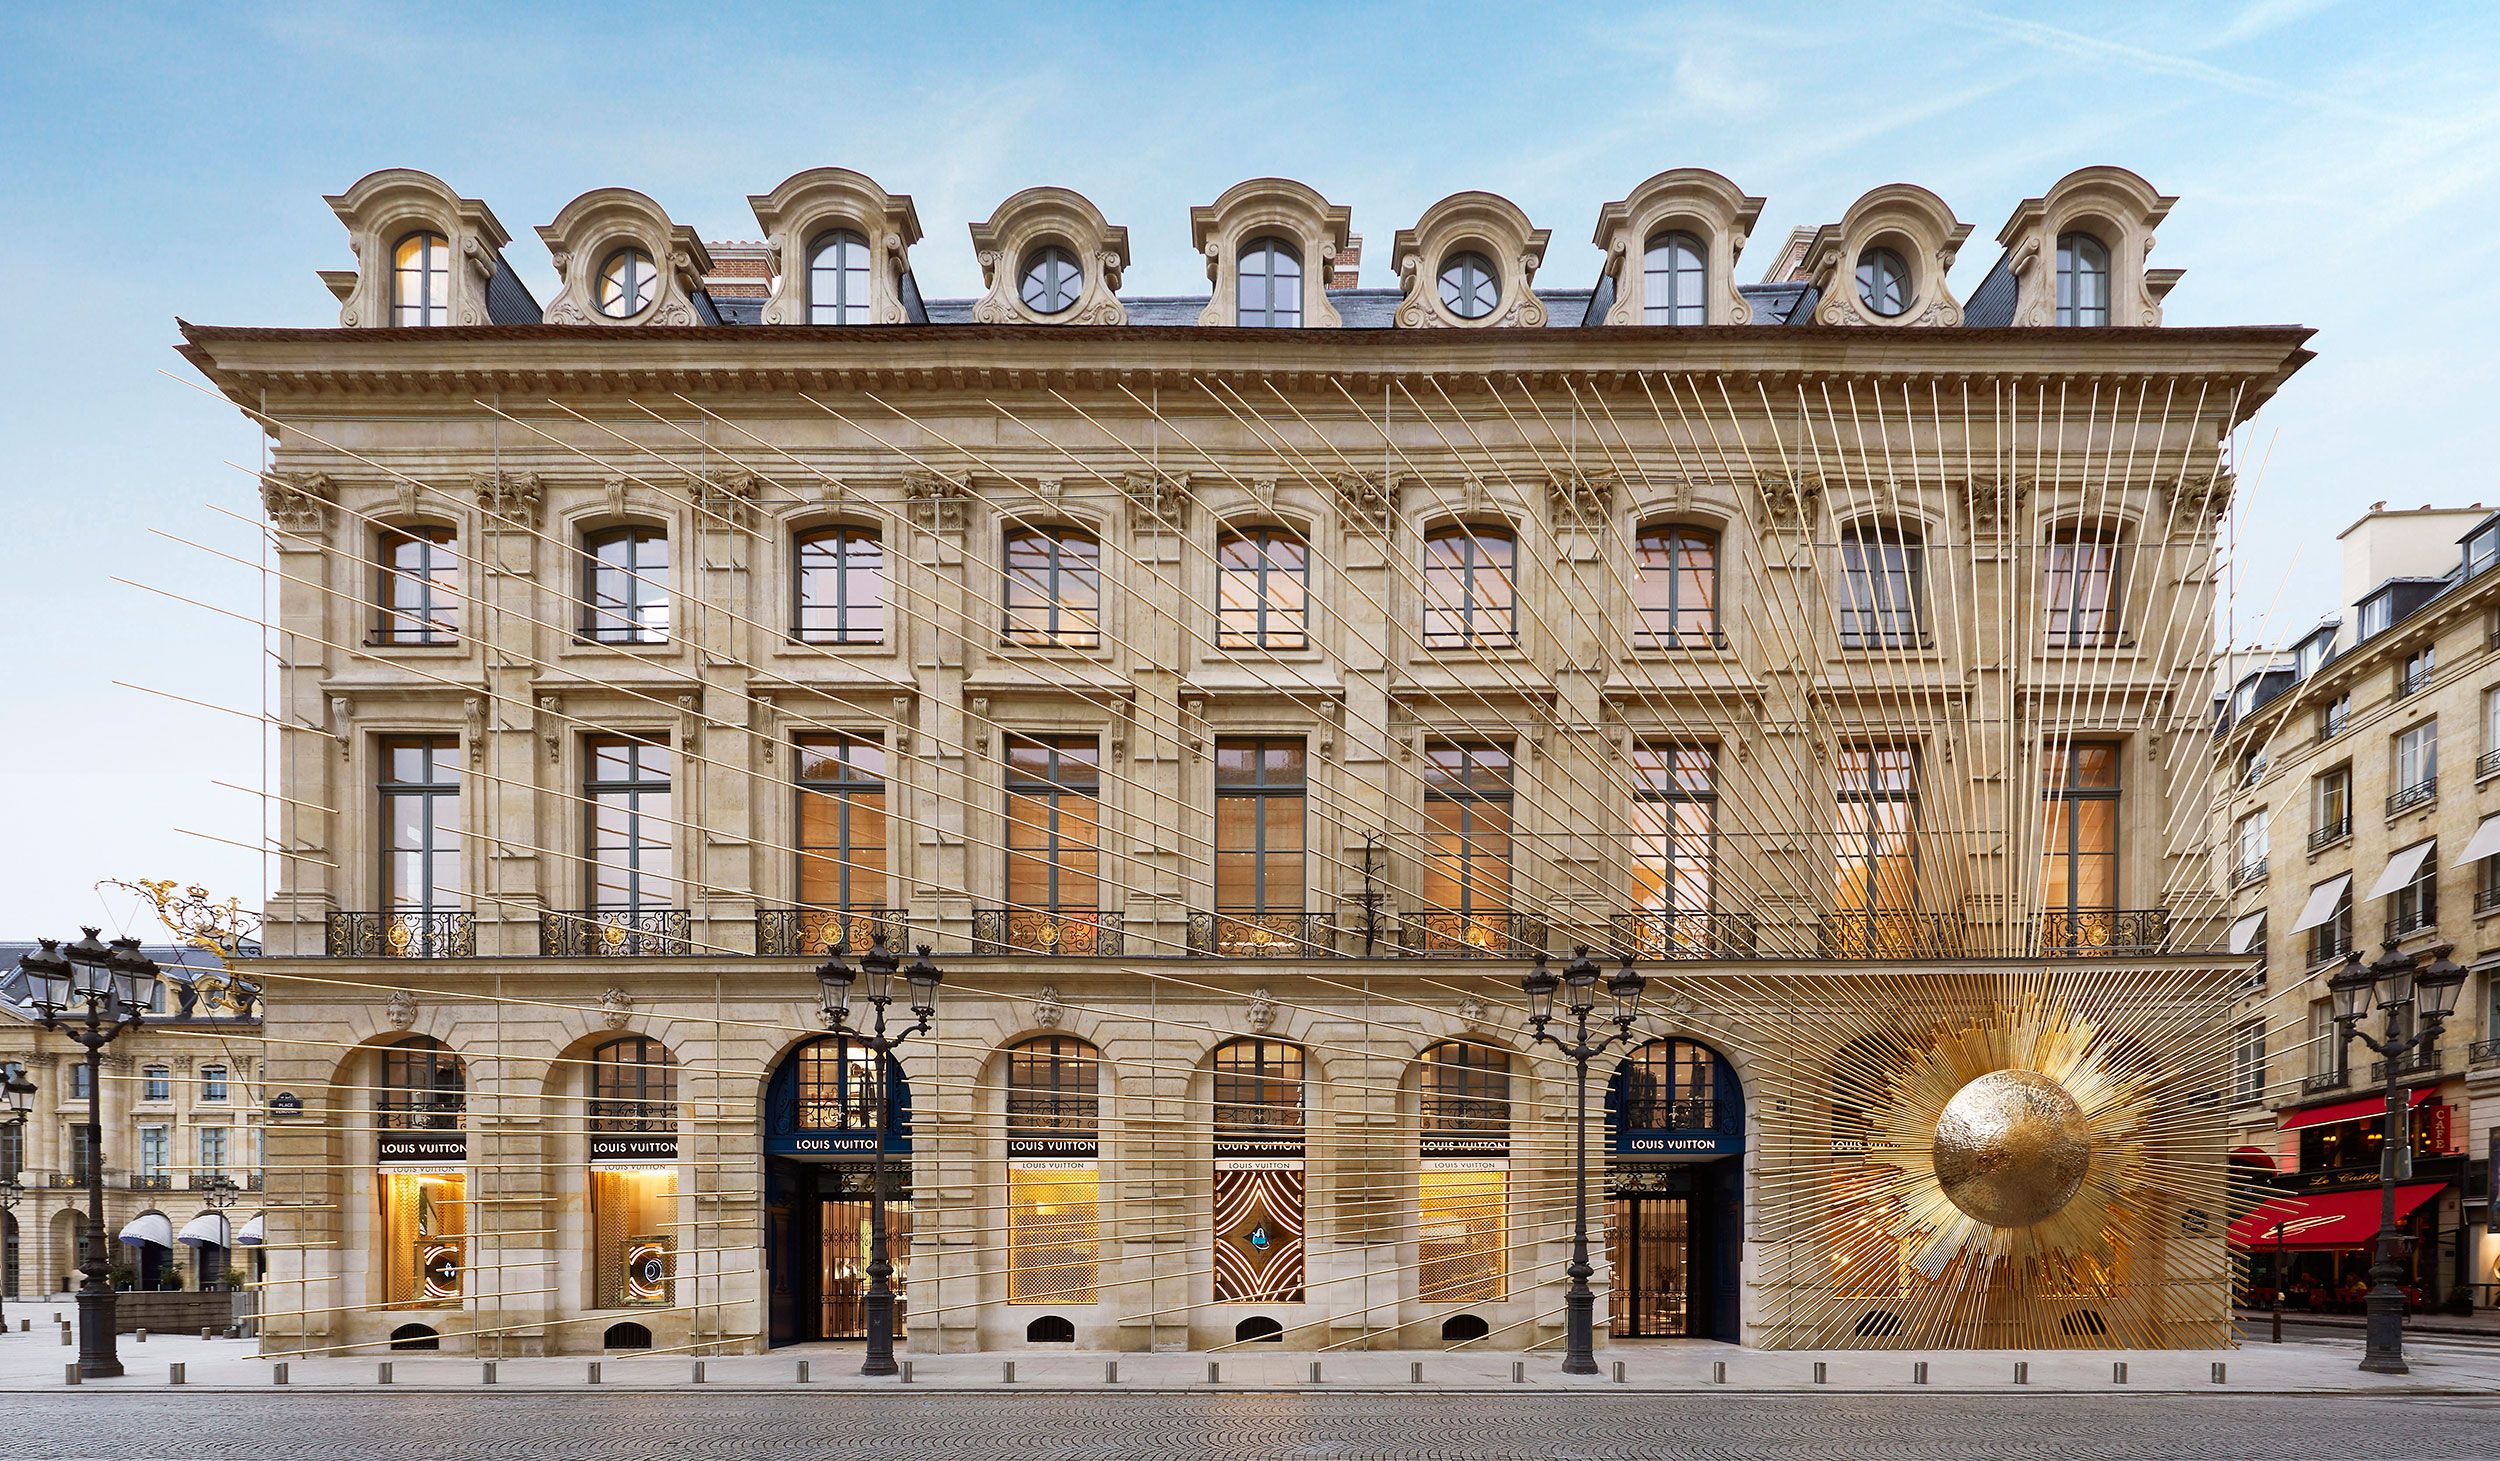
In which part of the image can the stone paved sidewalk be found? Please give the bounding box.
[8,1315,2500,1396]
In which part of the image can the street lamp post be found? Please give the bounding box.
[816,940,941,1378]
[1520,946,1645,1376]
[0,1060,34,1332]
[9,932,161,1379]
[2325,943,2466,1375]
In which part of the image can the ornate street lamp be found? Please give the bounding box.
[2327,943,2466,1374]
[1521,946,1645,1375]
[816,940,941,1377]
[0,1060,32,1332]
[9,932,159,1378]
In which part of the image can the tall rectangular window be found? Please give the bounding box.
[1215,738,1306,916]
[67,1126,95,1183]
[1634,526,1719,646]
[2484,684,2500,757]
[796,735,889,909]
[2391,848,2438,937]
[1838,528,1923,649]
[2308,1000,2347,1082]
[1003,529,1102,649]
[2313,766,2352,843]
[1216,530,1310,651]
[375,526,459,645]
[2234,810,2269,884]
[1005,736,1101,911]
[1631,744,1715,923]
[381,1170,467,1309]
[1833,746,1918,914]
[0,1122,19,1183]
[2045,534,2120,648]
[1421,743,1514,936]
[2233,1021,2266,1105]
[582,527,671,644]
[1422,529,1517,649]
[198,1127,229,1182]
[2040,742,2120,943]
[586,737,674,911]
[381,737,461,913]
[139,1125,169,1179]
[2394,721,2438,809]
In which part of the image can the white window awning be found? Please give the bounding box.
[2289,873,2353,933]
[2228,911,2268,955]
[2462,816,2500,866]
[177,1212,231,1249]
[234,1213,266,1247]
[117,1212,174,1249]
[2366,839,2438,901]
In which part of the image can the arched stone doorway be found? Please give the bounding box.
[1603,1038,1744,1341]
[763,1036,909,1346]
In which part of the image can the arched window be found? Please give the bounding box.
[1642,231,1705,325]
[1238,238,1302,327]
[376,524,459,645]
[1418,1040,1509,1301]
[2056,231,2111,327]
[1618,1040,1724,1130]
[597,247,657,318]
[1216,527,1309,650]
[807,229,872,325]
[1212,1039,1304,1140]
[1422,527,1516,649]
[2045,528,2121,647]
[1019,245,1082,315]
[1855,246,1910,318]
[793,525,885,643]
[588,1036,676,1134]
[1005,1035,1100,1141]
[1438,250,1499,319]
[1003,527,1102,648]
[794,1036,890,1131]
[391,232,450,326]
[1419,1041,1510,1146]
[377,1037,465,1129]
[1837,523,1923,649]
[1634,524,1718,646]
[581,526,670,643]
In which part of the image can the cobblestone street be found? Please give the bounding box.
[10,1390,2500,1459]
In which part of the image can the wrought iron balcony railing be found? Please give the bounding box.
[1817,910,1963,959]
[325,910,475,958]
[2387,778,2437,817]
[2370,1048,2442,1083]
[973,908,1123,956]
[1188,911,1337,958]
[2398,664,2433,698]
[2308,925,2354,967]
[2301,1069,2351,1096]
[1395,911,1549,960]
[2037,909,2172,956]
[1610,911,1758,961]
[539,908,691,957]
[2387,903,2439,940]
[2470,1038,2500,1068]
[2480,748,2500,783]
[2307,817,2352,853]
[2478,884,2500,917]
[2230,857,2269,889]
[131,1174,172,1191]
[754,907,906,957]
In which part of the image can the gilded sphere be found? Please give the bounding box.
[1931,1068,2091,1228]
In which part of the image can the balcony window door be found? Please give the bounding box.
[1005,737,1101,914]
[1421,743,1514,945]
[1215,738,1306,926]
[2040,742,2120,944]
[586,737,675,913]
[1832,747,1918,951]
[381,737,461,915]
[796,735,888,911]
[1631,745,1715,934]
[2313,766,2351,842]
[2395,721,2438,799]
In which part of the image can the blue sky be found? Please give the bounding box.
[3,0,2497,931]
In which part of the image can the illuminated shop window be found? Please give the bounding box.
[381,1170,467,1309]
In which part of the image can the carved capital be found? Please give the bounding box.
[473,471,546,528]
[259,471,336,532]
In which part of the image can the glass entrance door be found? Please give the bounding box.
[1608,1194,1690,1337]
[816,1195,910,1341]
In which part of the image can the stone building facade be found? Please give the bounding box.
[189,165,2307,1358]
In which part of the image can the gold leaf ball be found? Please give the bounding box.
[1930,1068,2091,1228]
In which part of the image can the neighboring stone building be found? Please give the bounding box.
[0,943,264,1297]
[2213,505,2500,1308]
[185,165,2307,1359]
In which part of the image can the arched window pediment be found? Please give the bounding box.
[970,188,1131,326]
[1393,192,1550,329]
[1594,169,1763,326]
[1805,184,1971,328]
[1191,177,1352,328]
[750,167,922,327]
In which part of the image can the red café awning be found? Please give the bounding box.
[2279,1087,2434,1131]
[2229,1182,2446,1250]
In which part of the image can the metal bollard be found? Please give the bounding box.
[1002,1360,1015,1384]
[1813,1362,1827,1384]
[273,1362,289,1385]
[1610,1360,1625,1383]
[201,1328,214,1341]
[169,1363,185,1386]
[378,1362,393,1385]
[2013,1361,2028,1385]
[2211,1361,2227,1385]
[64,1363,78,1386]
[135,1328,146,1344]
[901,1360,914,1384]
[58,1326,69,1347]
[1207,1360,1221,1384]
[692,1361,705,1385]
[483,1361,498,1385]
[1310,1360,1323,1384]
[794,1360,808,1384]
[2112,1361,2128,1385]
[1914,1361,1928,1385]
[1412,1361,1424,1384]
[587,1362,600,1386]
[1712,1360,1726,1384]
[1511,1360,1525,1383]
[1105,1360,1118,1384]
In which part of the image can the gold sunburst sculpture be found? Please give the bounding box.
[1869,1000,2153,1282]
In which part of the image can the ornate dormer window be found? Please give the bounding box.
[537,188,712,327]
[1392,192,1550,328]
[1190,177,1352,328]
[321,168,539,327]
[969,188,1130,326]
[1592,169,1765,326]
[1803,185,1972,328]
[747,168,923,326]
[1988,167,2180,327]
